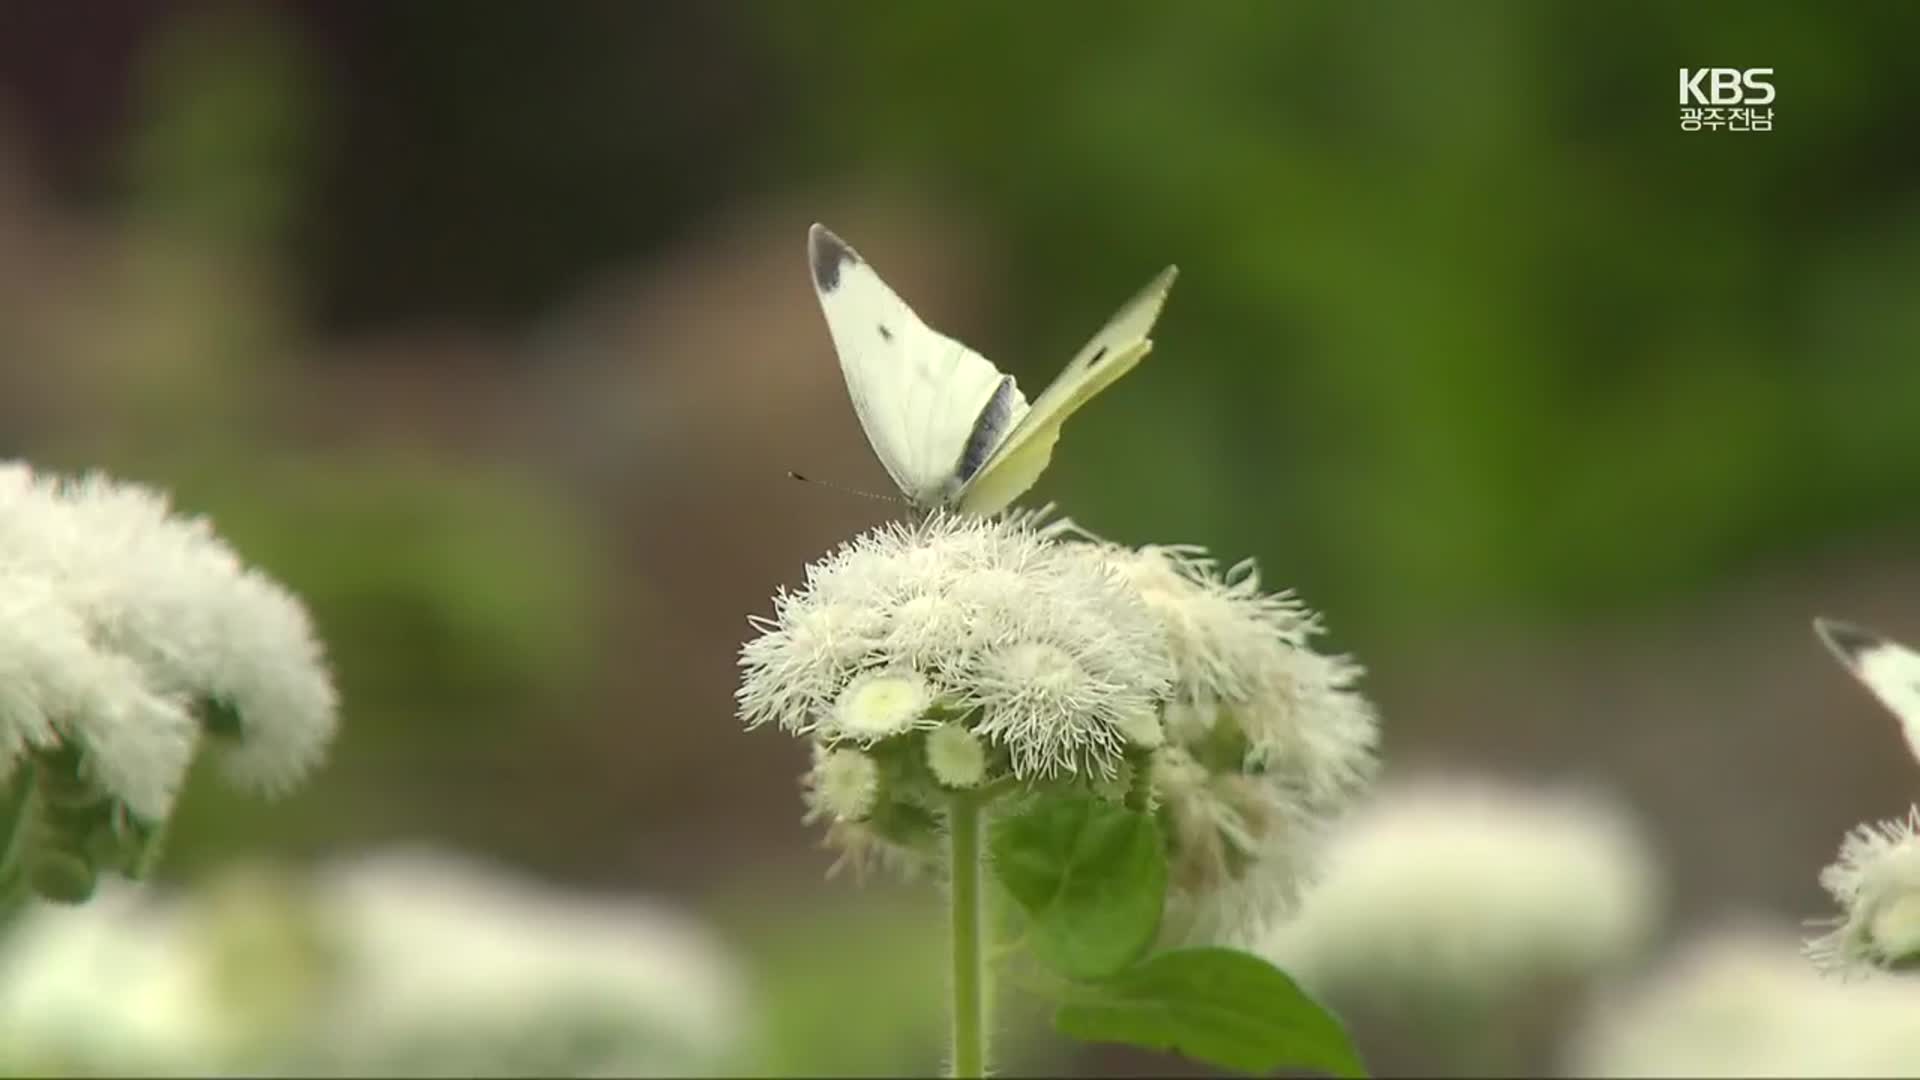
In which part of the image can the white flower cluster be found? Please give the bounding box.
[740,512,1171,780]
[1569,926,1920,1077]
[0,850,749,1077]
[1809,617,1920,975]
[740,513,1379,938]
[1263,776,1662,1002]
[1808,807,1920,975]
[0,463,337,899]
[297,850,748,1076]
[1096,542,1377,945]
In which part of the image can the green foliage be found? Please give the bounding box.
[156,453,607,870]
[126,7,322,253]
[0,747,166,909]
[183,456,602,719]
[761,1,1920,633]
[710,888,958,1076]
[990,792,1356,1076]
[990,794,1166,980]
[1056,947,1366,1078]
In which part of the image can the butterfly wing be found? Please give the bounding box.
[1817,617,1920,766]
[809,224,1026,506]
[956,265,1178,516]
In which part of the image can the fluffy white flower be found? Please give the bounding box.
[1809,806,1920,974]
[0,463,338,816]
[1263,777,1661,1000]
[1110,707,1164,750]
[1105,545,1311,701]
[738,513,1170,779]
[0,574,195,820]
[1102,544,1377,813]
[925,723,987,789]
[1567,926,1920,1077]
[827,670,935,742]
[1153,744,1322,947]
[1045,537,1380,946]
[970,640,1133,778]
[741,513,1374,900]
[806,747,881,822]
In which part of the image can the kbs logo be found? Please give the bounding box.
[1680,68,1775,105]
[1678,68,1774,132]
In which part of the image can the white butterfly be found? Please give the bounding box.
[1816,616,1920,766]
[808,223,1176,515]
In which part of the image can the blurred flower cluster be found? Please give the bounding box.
[738,511,1376,942]
[1259,774,1662,1074]
[1230,764,1920,1077]
[0,849,750,1077]
[1569,926,1920,1076]
[1265,778,1662,1001]
[0,463,336,905]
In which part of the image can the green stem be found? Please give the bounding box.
[0,763,38,917]
[948,792,988,1078]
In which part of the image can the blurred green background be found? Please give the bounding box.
[0,2,1916,1073]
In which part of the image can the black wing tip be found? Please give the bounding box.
[1815,616,1884,668]
[809,223,857,293]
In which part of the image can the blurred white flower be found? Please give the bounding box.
[738,513,1170,779]
[1263,776,1661,1000]
[1568,926,1920,1077]
[0,852,752,1078]
[0,884,227,1075]
[0,463,338,827]
[300,849,749,1077]
[1809,806,1920,974]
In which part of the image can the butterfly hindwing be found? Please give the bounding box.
[957,265,1178,515]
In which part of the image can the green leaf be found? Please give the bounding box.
[989,794,1165,979]
[1055,948,1366,1078]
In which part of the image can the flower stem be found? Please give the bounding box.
[948,792,988,1078]
[0,763,37,917]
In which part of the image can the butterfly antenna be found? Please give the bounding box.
[788,471,910,507]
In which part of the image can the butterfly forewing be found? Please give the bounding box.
[1817,617,1920,767]
[808,225,1021,506]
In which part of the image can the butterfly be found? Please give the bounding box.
[808,223,1176,515]
[1816,616,1920,766]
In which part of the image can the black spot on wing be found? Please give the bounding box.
[809,224,858,293]
[953,376,1020,485]
[878,324,894,342]
[1816,616,1883,667]
[1085,345,1109,369]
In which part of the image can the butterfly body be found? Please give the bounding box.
[808,224,1175,515]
